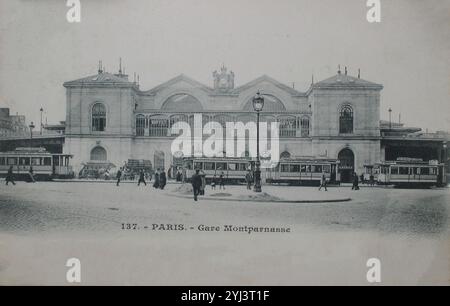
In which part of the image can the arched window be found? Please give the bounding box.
[278,116,297,137]
[90,146,107,161]
[300,116,310,137]
[149,115,169,137]
[162,94,203,111]
[280,151,291,159]
[92,103,106,132]
[339,105,353,134]
[136,115,146,136]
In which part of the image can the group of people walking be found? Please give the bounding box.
[115,168,167,189]
[4,165,36,185]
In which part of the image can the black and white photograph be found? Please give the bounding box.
[0,0,449,290]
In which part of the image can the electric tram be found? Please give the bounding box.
[376,158,445,187]
[182,157,254,184]
[0,147,74,181]
[265,157,340,186]
[182,156,340,186]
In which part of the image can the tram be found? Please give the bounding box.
[376,158,445,187]
[0,147,74,181]
[265,157,340,186]
[182,157,254,184]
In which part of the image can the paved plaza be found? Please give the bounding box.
[0,181,449,285]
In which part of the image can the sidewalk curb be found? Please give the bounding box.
[168,193,352,203]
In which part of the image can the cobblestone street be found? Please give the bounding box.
[0,182,449,285]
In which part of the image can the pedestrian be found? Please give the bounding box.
[137,169,147,186]
[116,167,122,186]
[160,170,167,190]
[28,166,36,183]
[352,172,360,190]
[318,172,328,191]
[369,174,375,186]
[211,175,217,190]
[199,171,206,195]
[5,165,16,186]
[245,170,253,190]
[360,173,365,185]
[191,169,202,202]
[153,169,160,189]
[219,171,225,190]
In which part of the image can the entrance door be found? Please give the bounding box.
[338,148,355,183]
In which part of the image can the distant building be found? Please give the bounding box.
[0,108,28,137]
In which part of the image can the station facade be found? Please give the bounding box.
[63,65,385,182]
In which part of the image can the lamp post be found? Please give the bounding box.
[252,91,264,193]
[388,108,392,130]
[40,107,43,135]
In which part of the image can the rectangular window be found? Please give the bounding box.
[194,162,203,170]
[312,165,322,173]
[290,164,300,173]
[204,162,215,170]
[239,163,248,171]
[300,165,307,173]
[184,160,193,170]
[31,158,42,166]
[19,157,30,166]
[7,157,17,165]
[0,157,5,165]
[216,163,227,171]
[43,158,52,166]
[323,165,331,173]
[281,164,289,172]
[227,163,237,171]
[399,167,409,175]
[391,167,399,175]
[421,167,430,175]
[430,167,437,175]
[413,167,420,175]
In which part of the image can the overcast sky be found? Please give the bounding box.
[0,0,449,131]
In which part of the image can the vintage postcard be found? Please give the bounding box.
[0,0,449,290]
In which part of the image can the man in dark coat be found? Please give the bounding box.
[191,169,202,201]
[116,168,122,186]
[245,170,253,190]
[159,171,167,190]
[153,169,160,189]
[5,165,16,186]
[138,169,146,186]
[352,172,360,190]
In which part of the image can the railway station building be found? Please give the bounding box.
[62,64,446,182]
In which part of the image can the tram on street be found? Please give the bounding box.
[0,147,74,181]
[265,157,340,186]
[376,158,445,187]
[182,157,254,184]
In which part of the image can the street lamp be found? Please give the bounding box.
[40,107,44,135]
[252,91,264,193]
[388,108,392,130]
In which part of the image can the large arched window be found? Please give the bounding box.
[90,146,107,161]
[300,116,310,137]
[92,103,106,132]
[339,105,353,134]
[161,94,203,111]
[136,115,146,136]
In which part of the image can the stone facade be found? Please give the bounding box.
[63,65,383,181]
